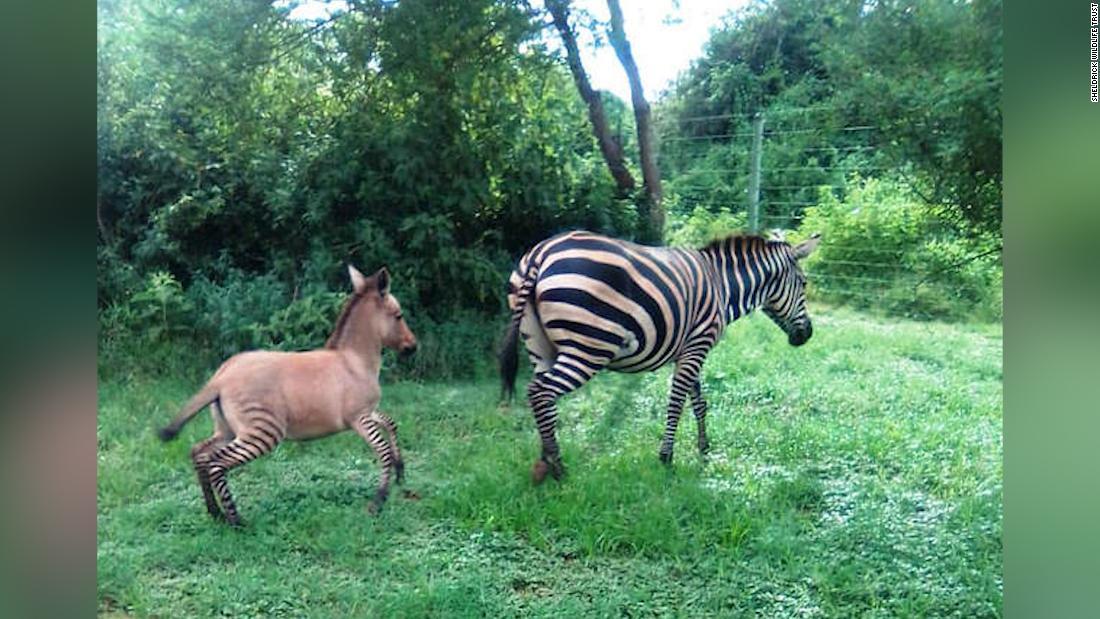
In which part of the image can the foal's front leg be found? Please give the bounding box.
[369,411,404,485]
[354,415,396,514]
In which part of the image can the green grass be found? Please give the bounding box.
[97,306,1002,617]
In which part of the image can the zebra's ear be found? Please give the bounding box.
[347,264,368,294]
[374,266,391,297]
[792,233,821,261]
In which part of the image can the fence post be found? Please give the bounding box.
[747,112,765,233]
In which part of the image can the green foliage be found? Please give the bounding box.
[97,0,1002,380]
[97,0,639,379]
[799,177,1002,321]
[659,0,1002,233]
[665,205,748,247]
[101,271,192,346]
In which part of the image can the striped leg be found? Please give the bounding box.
[690,380,711,455]
[190,435,229,520]
[658,348,710,464]
[369,411,404,485]
[206,430,282,527]
[354,416,396,514]
[526,352,602,483]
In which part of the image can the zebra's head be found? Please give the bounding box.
[761,233,821,347]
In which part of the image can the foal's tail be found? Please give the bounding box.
[157,381,219,442]
[499,262,539,403]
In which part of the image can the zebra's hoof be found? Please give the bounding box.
[532,457,564,484]
[659,451,673,465]
[698,440,711,455]
[395,460,406,485]
[531,459,549,485]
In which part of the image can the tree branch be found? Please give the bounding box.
[546,0,635,196]
[914,245,1002,292]
[605,0,663,241]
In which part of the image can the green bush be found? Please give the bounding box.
[98,266,505,383]
[666,204,749,247]
[798,177,1001,321]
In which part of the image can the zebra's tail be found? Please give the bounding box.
[500,263,539,404]
[157,381,219,442]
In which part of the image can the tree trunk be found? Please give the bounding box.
[546,0,635,196]
[605,0,663,242]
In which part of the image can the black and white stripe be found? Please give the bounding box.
[501,230,820,479]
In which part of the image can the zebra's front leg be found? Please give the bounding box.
[526,353,599,484]
[659,353,707,465]
[691,380,710,455]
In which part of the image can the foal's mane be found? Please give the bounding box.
[325,292,366,350]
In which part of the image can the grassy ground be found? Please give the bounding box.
[97,306,1002,617]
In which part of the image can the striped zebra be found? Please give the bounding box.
[499,230,821,482]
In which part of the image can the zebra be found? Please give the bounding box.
[499,230,821,482]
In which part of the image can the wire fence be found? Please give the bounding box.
[654,101,1002,320]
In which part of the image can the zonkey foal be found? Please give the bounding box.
[158,266,418,525]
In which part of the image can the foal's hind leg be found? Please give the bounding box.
[190,434,229,520]
[354,416,396,514]
[205,428,283,526]
[369,411,404,485]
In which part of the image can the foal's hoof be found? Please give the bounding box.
[368,490,389,515]
[395,460,406,485]
[659,450,674,465]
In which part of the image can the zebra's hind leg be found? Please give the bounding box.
[355,415,396,514]
[659,349,709,465]
[527,353,601,484]
[690,380,711,455]
[190,435,229,520]
[206,430,282,527]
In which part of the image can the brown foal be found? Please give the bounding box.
[157,265,417,525]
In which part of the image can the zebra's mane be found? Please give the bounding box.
[700,233,787,252]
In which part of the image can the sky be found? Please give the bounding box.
[562,0,747,101]
[284,0,748,102]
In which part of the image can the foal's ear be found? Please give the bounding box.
[374,266,391,297]
[347,264,369,294]
[791,232,821,261]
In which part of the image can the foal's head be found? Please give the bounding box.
[328,265,418,356]
[761,233,821,347]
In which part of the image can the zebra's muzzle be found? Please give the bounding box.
[788,322,812,347]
